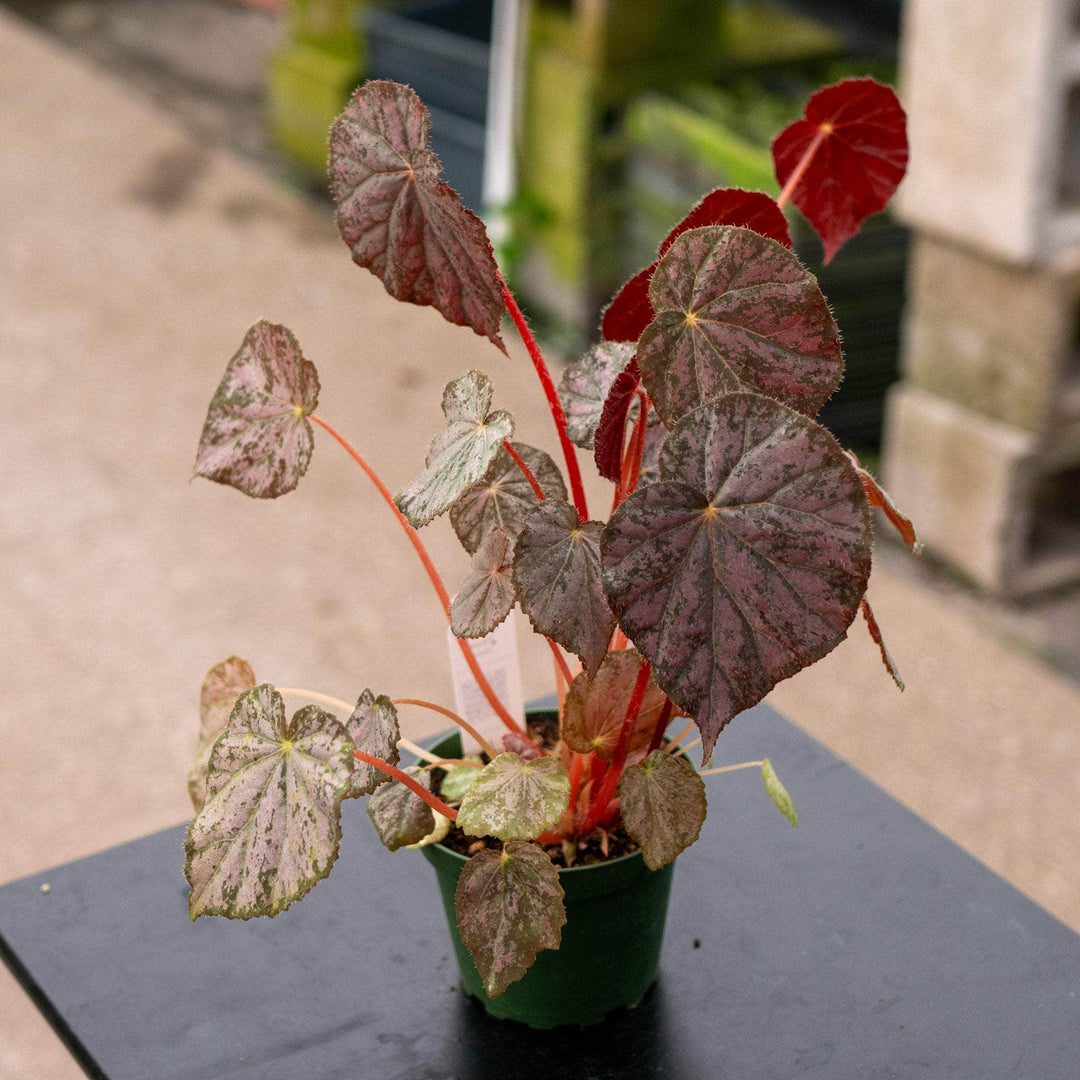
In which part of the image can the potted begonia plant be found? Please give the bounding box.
[184,76,919,1028]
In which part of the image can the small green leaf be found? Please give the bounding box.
[557,341,636,449]
[367,767,436,851]
[455,841,566,998]
[561,649,668,761]
[193,321,320,499]
[185,685,354,919]
[450,441,567,555]
[512,500,616,677]
[395,371,514,528]
[619,751,707,870]
[345,690,400,797]
[456,753,570,840]
[438,756,484,802]
[761,758,798,826]
[450,527,516,639]
[188,656,256,811]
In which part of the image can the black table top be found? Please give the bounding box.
[3,701,1079,1079]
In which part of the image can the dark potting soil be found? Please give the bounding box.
[430,710,642,869]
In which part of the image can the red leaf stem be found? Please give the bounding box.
[546,637,574,690]
[353,749,458,820]
[501,439,546,501]
[497,274,589,522]
[391,698,499,759]
[567,751,586,815]
[581,657,652,834]
[310,414,525,738]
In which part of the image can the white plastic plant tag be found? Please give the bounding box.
[448,617,525,754]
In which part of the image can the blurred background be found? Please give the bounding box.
[2,2,1079,1075]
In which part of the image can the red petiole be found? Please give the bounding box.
[353,750,459,820]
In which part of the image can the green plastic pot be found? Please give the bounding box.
[419,719,676,1028]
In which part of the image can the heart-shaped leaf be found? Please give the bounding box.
[395,371,514,528]
[193,321,320,499]
[593,359,642,484]
[345,690,400,797]
[185,685,354,919]
[561,649,668,761]
[189,656,257,811]
[602,188,792,344]
[438,756,484,802]
[367,766,437,851]
[512,500,616,677]
[455,841,566,998]
[556,342,636,450]
[619,750,707,870]
[638,226,843,427]
[761,758,798,826]
[329,80,506,350]
[456,753,570,840]
[772,79,907,263]
[602,392,872,759]
[450,441,567,555]
[450,527,516,638]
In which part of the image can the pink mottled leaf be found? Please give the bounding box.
[395,371,514,528]
[602,392,872,759]
[638,226,843,427]
[561,649,668,761]
[193,321,320,499]
[367,766,436,851]
[593,359,642,484]
[556,341,636,449]
[456,753,570,840]
[602,188,792,344]
[450,441,566,555]
[512,500,616,677]
[345,690,400,797]
[189,656,257,811]
[455,841,566,998]
[773,78,908,263]
[619,751,707,870]
[185,685,354,919]
[450,527,516,638]
[329,81,506,350]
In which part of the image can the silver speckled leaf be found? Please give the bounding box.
[450,441,567,556]
[455,841,566,998]
[561,649,668,761]
[188,656,257,811]
[185,685,353,919]
[367,766,436,851]
[637,226,842,426]
[395,371,514,528]
[512,500,616,677]
[193,321,320,499]
[602,392,872,760]
[456,753,570,841]
[450,527,516,639]
[556,341,636,449]
[619,750,707,870]
[345,690,400,797]
[329,81,506,350]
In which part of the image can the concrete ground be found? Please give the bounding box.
[1,7,1078,1077]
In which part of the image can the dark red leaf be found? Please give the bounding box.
[602,393,872,760]
[638,226,843,426]
[593,359,641,483]
[601,189,791,344]
[772,79,907,263]
[329,81,506,350]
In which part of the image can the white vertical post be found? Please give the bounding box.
[483,0,528,240]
